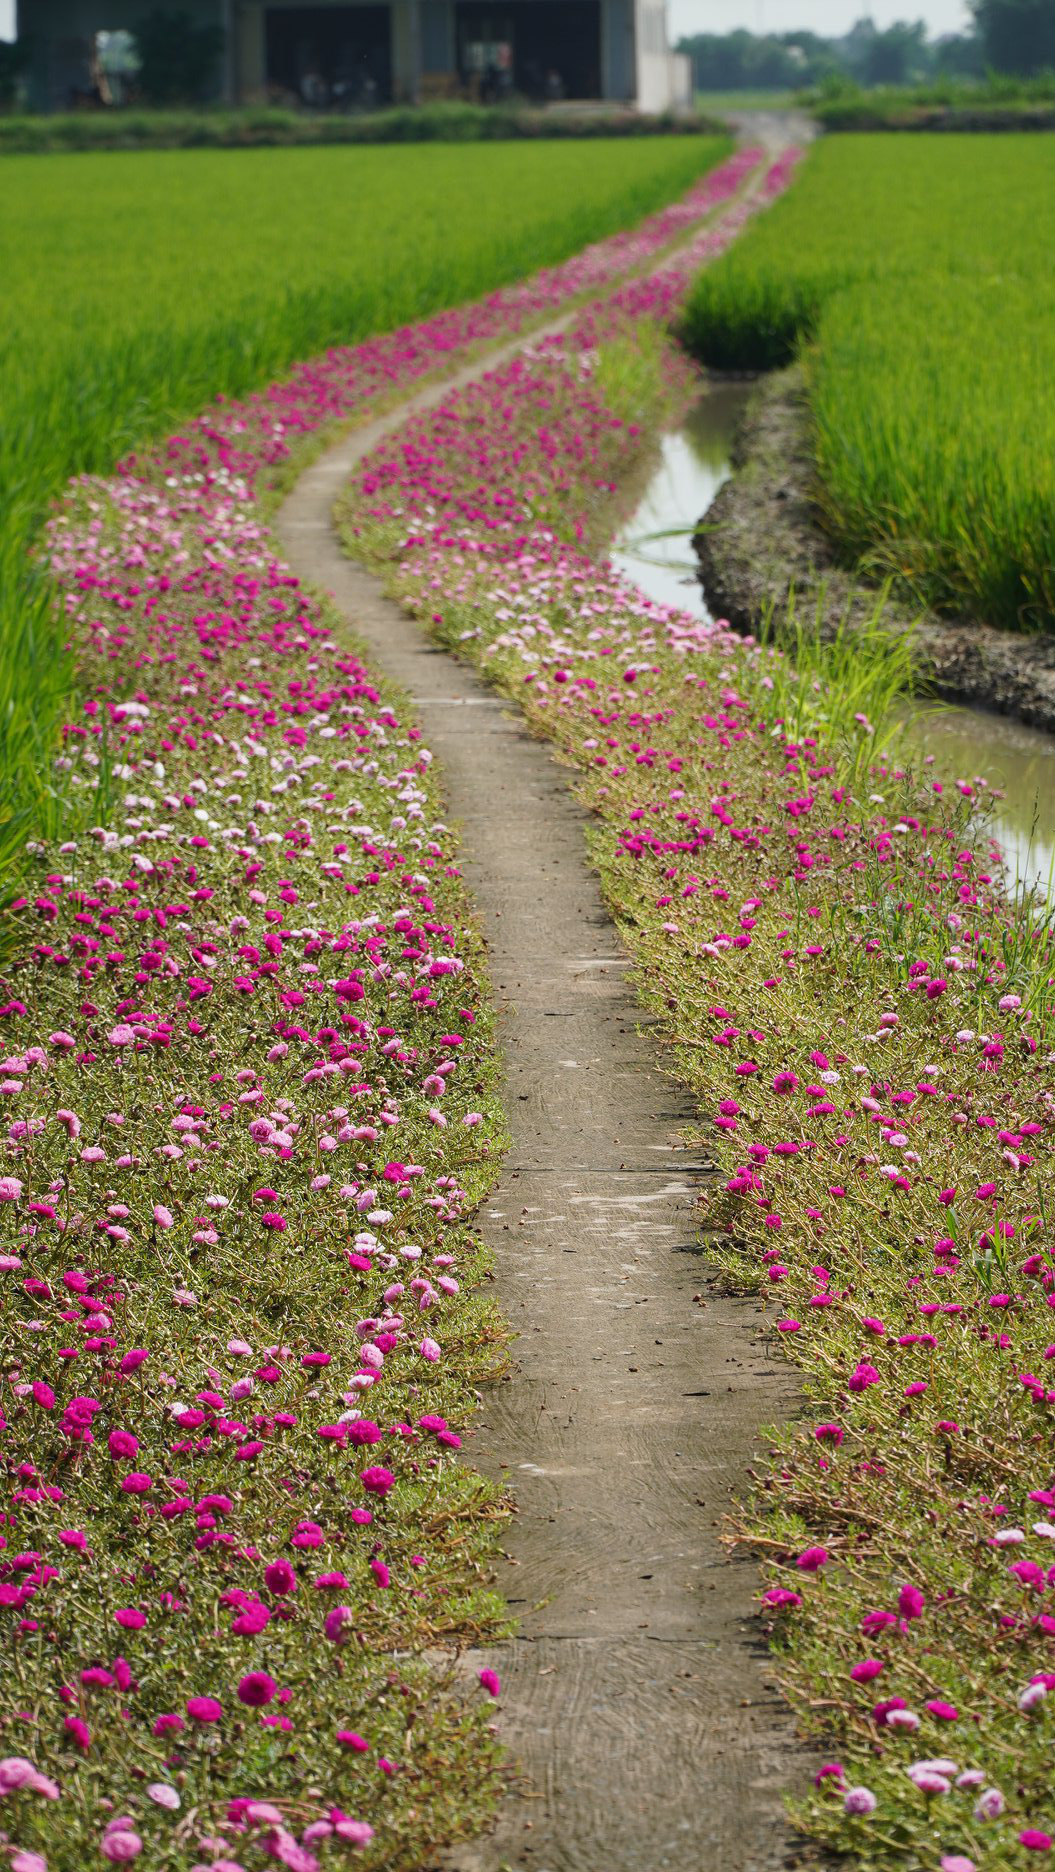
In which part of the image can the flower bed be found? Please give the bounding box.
[335,151,1055,1868]
[0,149,772,1872]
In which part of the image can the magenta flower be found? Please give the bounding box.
[359,1466,396,1496]
[186,1696,223,1724]
[478,1668,501,1697]
[263,1559,298,1596]
[237,1672,277,1707]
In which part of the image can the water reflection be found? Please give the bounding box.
[609,383,751,620]
[613,383,1055,901]
[898,704,1055,900]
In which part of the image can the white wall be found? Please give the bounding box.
[634,0,676,111]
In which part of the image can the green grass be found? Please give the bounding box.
[681,134,1055,634]
[694,88,800,111]
[810,72,1055,129]
[0,101,719,155]
[0,134,725,900]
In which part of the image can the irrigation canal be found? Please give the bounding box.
[613,383,1055,901]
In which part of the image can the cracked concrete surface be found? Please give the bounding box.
[276,338,799,1872]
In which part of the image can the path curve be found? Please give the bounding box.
[276,317,799,1872]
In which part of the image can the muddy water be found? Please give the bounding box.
[613,385,1055,899]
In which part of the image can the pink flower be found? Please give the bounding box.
[237,1672,276,1707]
[419,1337,441,1362]
[100,1833,142,1863]
[146,1783,181,1810]
[0,1176,23,1202]
[153,1204,174,1230]
[479,1668,501,1697]
[814,1762,844,1787]
[850,1659,884,1683]
[12,1852,49,1872]
[333,1821,373,1846]
[264,1559,298,1596]
[898,1584,925,1620]
[1020,1834,1053,1853]
[360,1466,395,1496]
[843,1787,876,1816]
[336,1730,369,1752]
[795,1546,829,1572]
[186,1696,223,1723]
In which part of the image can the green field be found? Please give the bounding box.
[0,134,723,884]
[682,135,1055,633]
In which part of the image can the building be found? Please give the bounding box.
[18,0,691,114]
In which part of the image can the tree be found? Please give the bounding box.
[133,8,225,105]
[971,0,1055,72]
[862,20,929,83]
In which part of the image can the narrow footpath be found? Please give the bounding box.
[276,322,799,1872]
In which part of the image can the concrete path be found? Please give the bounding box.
[276,338,799,1872]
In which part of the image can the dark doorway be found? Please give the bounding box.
[265,5,392,107]
[454,1,601,101]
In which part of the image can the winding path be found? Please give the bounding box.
[276,278,799,1872]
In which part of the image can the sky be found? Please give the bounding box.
[0,0,974,49]
[670,0,971,36]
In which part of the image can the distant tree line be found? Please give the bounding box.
[678,1,1055,91]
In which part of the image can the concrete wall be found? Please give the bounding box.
[21,0,680,110]
[633,0,675,112]
[601,0,635,102]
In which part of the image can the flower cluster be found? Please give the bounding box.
[0,147,777,1871]
[332,144,1055,1865]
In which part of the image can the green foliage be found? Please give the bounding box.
[0,101,722,155]
[682,135,1055,631]
[678,19,983,95]
[971,0,1055,74]
[0,135,722,903]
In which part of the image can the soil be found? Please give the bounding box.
[694,365,1055,735]
[276,349,802,1865]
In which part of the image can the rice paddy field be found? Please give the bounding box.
[681,135,1055,635]
[0,134,727,890]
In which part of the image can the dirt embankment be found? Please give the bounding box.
[694,365,1055,734]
